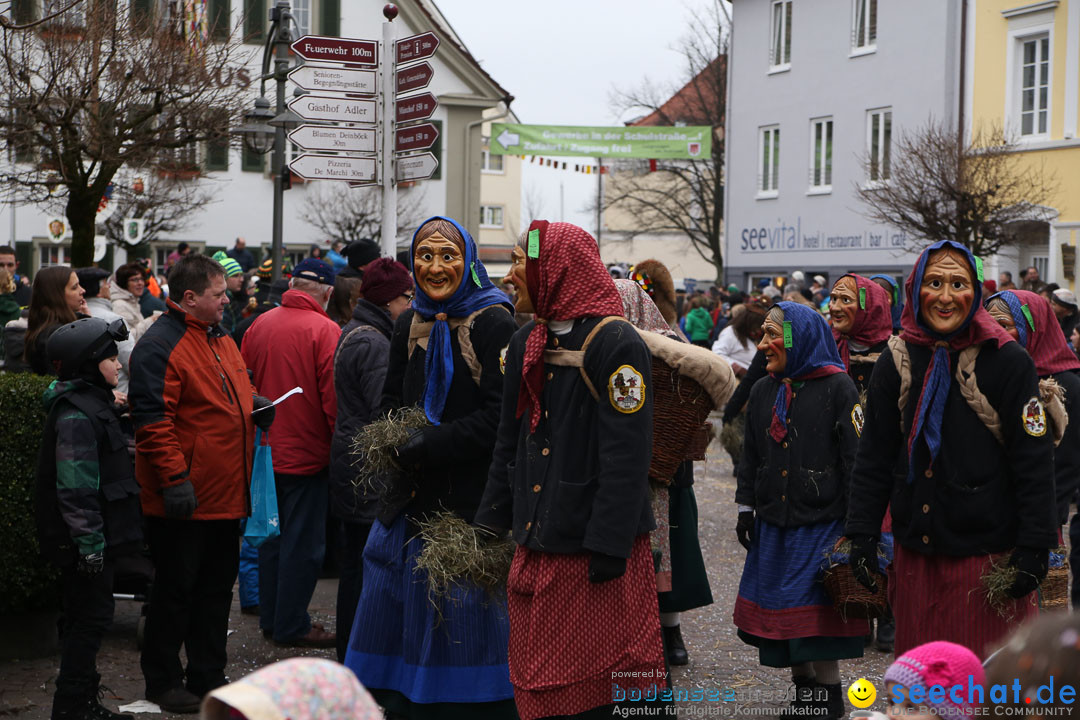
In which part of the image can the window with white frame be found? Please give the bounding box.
[769,0,792,70]
[867,108,891,182]
[292,0,311,38]
[481,149,504,173]
[480,205,504,228]
[39,244,68,269]
[1017,34,1050,137]
[758,125,780,195]
[852,0,876,51]
[809,117,833,190]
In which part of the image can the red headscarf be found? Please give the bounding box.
[831,274,893,370]
[999,290,1080,376]
[516,220,625,432]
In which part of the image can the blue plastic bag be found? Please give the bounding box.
[243,428,279,548]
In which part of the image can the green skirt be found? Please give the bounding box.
[657,485,713,613]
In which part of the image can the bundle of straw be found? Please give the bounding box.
[980,557,1020,619]
[350,407,429,493]
[414,512,515,605]
[719,414,745,460]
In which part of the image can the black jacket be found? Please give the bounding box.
[848,340,888,398]
[35,381,143,565]
[476,317,655,559]
[330,300,394,523]
[378,305,516,525]
[846,341,1058,555]
[736,372,860,528]
[722,349,767,423]
[27,322,63,375]
[1052,369,1080,524]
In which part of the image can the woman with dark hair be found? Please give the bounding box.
[326,275,362,327]
[713,302,767,378]
[25,265,87,375]
[109,262,146,331]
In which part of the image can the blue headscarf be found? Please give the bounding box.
[870,273,903,332]
[409,216,513,424]
[986,290,1029,348]
[768,302,846,443]
[900,240,1011,482]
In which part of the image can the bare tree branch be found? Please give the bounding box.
[0,2,254,265]
[299,182,426,247]
[854,120,1059,257]
[99,173,217,249]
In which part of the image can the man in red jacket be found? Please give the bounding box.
[241,258,339,648]
[130,255,274,714]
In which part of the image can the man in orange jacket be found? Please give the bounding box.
[130,254,274,714]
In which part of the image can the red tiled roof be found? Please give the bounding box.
[631,56,726,128]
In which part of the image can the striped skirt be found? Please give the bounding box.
[734,518,868,665]
[889,545,1038,659]
[343,516,515,709]
[507,535,665,720]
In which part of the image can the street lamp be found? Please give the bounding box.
[231,0,298,282]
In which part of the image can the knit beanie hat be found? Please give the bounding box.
[360,257,412,306]
[344,239,381,271]
[212,251,243,278]
[884,641,986,719]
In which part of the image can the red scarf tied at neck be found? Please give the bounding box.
[831,274,894,371]
[516,220,625,432]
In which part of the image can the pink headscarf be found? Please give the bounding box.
[614,279,679,339]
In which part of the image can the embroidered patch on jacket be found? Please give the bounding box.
[1022,397,1047,437]
[499,346,508,375]
[609,365,646,414]
[851,404,865,438]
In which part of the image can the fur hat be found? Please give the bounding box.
[630,259,677,326]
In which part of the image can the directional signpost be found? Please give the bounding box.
[396,62,434,94]
[396,31,439,63]
[288,94,377,124]
[288,64,376,95]
[396,152,438,182]
[395,123,438,152]
[395,92,438,123]
[290,154,377,182]
[288,125,376,153]
[291,35,378,66]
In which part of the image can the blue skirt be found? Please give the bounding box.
[344,516,514,705]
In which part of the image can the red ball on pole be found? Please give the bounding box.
[383,4,398,20]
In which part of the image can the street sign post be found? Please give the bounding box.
[396,152,438,182]
[396,62,433,94]
[291,35,378,65]
[489,123,713,159]
[288,125,376,153]
[395,92,438,124]
[395,123,439,152]
[287,64,376,95]
[395,31,439,64]
[288,94,377,124]
[289,154,377,182]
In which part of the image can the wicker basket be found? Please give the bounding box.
[1041,565,1069,610]
[649,357,715,482]
[684,422,712,462]
[823,564,889,620]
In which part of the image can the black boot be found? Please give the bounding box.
[661,625,689,666]
[778,676,817,719]
[876,612,895,653]
[864,617,874,647]
[817,683,845,720]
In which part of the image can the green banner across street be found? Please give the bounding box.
[489,123,712,159]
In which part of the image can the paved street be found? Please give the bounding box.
[0,432,893,718]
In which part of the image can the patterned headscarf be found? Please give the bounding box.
[409,216,512,424]
[768,302,845,443]
[831,274,893,371]
[986,289,1080,376]
[614,279,678,339]
[516,220,625,432]
[900,240,1013,481]
[870,273,903,332]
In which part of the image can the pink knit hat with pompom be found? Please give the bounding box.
[884,642,986,718]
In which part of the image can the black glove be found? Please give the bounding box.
[394,428,427,470]
[252,395,275,431]
[736,510,755,550]
[848,534,880,593]
[162,480,198,519]
[588,552,627,584]
[77,551,104,576]
[1006,546,1049,599]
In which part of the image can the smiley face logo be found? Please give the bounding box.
[847,678,877,708]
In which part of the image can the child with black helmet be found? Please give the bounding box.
[35,317,143,720]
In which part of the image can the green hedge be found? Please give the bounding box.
[0,372,60,614]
